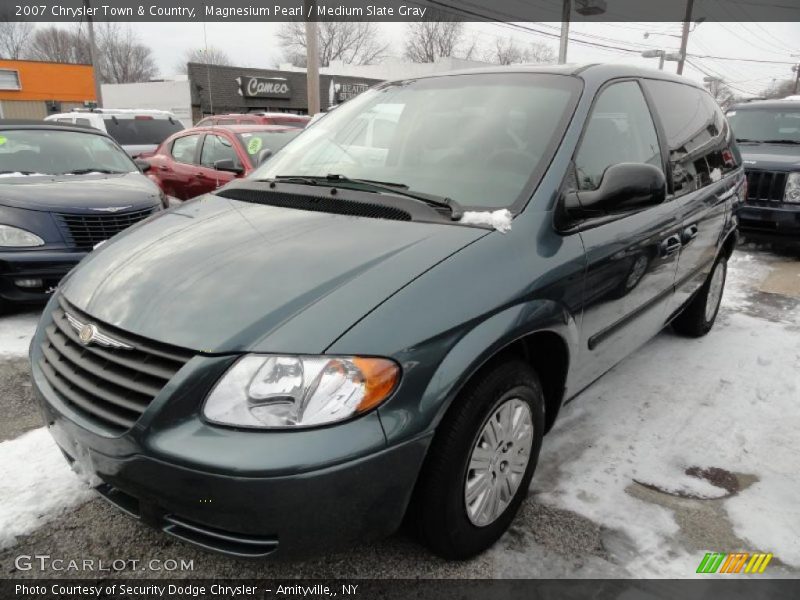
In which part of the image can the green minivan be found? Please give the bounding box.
[30,64,743,559]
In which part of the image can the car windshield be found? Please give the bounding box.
[103,117,184,145]
[0,129,137,178]
[250,73,582,210]
[239,130,301,158]
[726,107,800,143]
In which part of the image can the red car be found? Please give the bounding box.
[144,125,300,200]
[195,112,311,128]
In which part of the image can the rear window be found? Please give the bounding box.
[267,117,309,128]
[103,117,184,145]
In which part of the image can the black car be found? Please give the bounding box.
[726,100,800,245]
[31,66,743,560]
[0,121,165,310]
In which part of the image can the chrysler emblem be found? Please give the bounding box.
[78,323,98,345]
[65,312,133,350]
[91,206,132,213]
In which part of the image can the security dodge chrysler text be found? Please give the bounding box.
[31,65,743,559]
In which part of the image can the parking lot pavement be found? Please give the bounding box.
[0,245,798,579]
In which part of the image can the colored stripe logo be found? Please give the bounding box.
[697,552,773,574]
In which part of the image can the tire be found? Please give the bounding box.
[408,359,545,559]
[673,255,727,337]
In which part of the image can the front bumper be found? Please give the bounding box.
[30,337,430,559]
[0,249,85,303]
[737,204,800,245]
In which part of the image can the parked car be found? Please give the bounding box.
[0,120,164,311]
[31,65,742,560]
[725,99,800,245]
[196,112,311,128]
[144,124,301,200]
[44,109,184,158]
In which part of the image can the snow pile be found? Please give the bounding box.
[533,293,800,576]
[0,172,46,178]
[0,311,40,357]
[0,428,94,549]
[459,209,513,232]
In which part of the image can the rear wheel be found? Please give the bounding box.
[673,256,727,337]
[409,359,545,559]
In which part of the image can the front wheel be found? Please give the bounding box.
[673,255,727,337]
[409,359,545,559]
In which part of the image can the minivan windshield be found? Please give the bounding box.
[726,107,800,144]
[0,129,137,178]
[251,73,582,209]
[103,117,184,145]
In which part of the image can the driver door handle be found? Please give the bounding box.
[682,225,699,244]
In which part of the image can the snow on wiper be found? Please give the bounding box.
[0,170,40,176]
[60,168,126,175]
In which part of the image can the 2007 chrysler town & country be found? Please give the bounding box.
[31,65,743,560]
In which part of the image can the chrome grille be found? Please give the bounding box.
[745,170,787,204]
[39,296,193,433]
[57,207,157,250]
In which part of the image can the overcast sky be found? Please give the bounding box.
[115,20,800,96]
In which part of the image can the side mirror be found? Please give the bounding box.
[256,148,273,165]
[134,158,151,173]
[565,163,666,219]
[213,159,244,174]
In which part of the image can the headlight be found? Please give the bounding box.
[203,355,400,429]
[784,172,800,203]
[0,225,44,247]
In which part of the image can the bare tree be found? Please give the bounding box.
[277,22,388,67]
[484,37,556,65]
[0,18,34,59]
[176,46,232,73]
[97,23,158,83]
[404,21,472,63]
[704,79,736,110]
[763,78,797,99]
[27,25,91,64]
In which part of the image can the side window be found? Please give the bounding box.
[57,118,73,123]
[75,118,91,126]
[217,118,237,125]
[171,134,200,164]
[200,134,238,168]
[575,81,662,191]
[643,80,730,197]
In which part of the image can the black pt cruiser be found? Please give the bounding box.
[30,65,743,559]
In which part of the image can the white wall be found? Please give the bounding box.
[101,80,193,127]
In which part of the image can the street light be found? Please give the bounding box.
[558,0,607,64]
[641,49,682,70]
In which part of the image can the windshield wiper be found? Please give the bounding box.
[267,174,464,219]
[735,138,761,143]
[60,168,126,175]
[760,139,800,145]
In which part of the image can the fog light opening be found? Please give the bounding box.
[15,278,43,288]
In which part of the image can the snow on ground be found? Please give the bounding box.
[0,428,94,549]
[532,253,800,576]
[0,310,39,357]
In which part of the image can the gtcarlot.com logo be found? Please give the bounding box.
[697,552,773,574]
[14,554,194,572]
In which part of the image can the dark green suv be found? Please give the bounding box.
[30,65,743,560]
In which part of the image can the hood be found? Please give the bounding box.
[739,143,800,171]
[0,172,161,212]
[61,195,486,354]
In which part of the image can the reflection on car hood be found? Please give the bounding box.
[61,194,487,353]
[740,143,800,171]
[0,172,161,212]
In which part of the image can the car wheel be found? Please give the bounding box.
[409,359,545,559]
[673,255,727,337]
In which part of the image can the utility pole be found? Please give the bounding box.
[793,64,800,95]
[558,0,571,64]
[676,0,694,75]
[84,0,102,107]
[304,0,320,115]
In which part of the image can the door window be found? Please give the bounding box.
[200,134,239,168]
[643,80,735,197]
[575,81,662,191]
[171,134,200,164]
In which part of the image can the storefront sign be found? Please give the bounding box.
[331,80,370,103]
[236,76,291,99]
